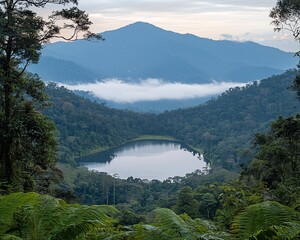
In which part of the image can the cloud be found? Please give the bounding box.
[62,79,246,103]
[77,0,287,51]
[81,0,272,14]
[221,33,234,40]
[41,0,298,52]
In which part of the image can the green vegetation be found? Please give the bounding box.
[45,70,300,170]
[45,84,152,164]
[0,0,101,192]
[0,192,118,240]
[131,135,177,141]
[0,1,299,239]
[270,0,300,99]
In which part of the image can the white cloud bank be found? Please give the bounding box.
[62,79,246,103]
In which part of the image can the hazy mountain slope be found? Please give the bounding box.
[28,56,100,84]
[34,22,297,84]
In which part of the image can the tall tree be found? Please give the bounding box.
[270,0,300,96]
[241,115,300,206]
[0,0,101,192]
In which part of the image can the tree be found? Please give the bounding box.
[241,115,300,206]
[270,0,300,45]
[0,0,101,192]
[175,186,200,218]
[270,0,300,96]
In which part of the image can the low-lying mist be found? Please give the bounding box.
[62,78,247,103]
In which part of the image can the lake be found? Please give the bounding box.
[77,140,208,181]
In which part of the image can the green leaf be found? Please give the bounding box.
[232,201,300,239]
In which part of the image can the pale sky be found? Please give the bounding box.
[71,0,298,52]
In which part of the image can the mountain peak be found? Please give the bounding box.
[113,21,167,34]
[38,21,297,86]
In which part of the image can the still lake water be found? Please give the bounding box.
[78,140,208,181]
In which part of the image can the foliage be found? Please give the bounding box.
[241,115,300,206]
[155,70,300,171]
[0,0,100,192]
[0,192,118,240]
[150,208,206,239]
[45,70,300,170]
[52,164,237,218]
[130,208,231,240]
[270,0,300,46]
[175,186,200,218]
[247,222,300,240]
[270,0,300,98]
[45,84,153,164]
[232,201,300,239]
[214,180,263,229]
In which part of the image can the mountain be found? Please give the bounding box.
[30,22,297,84]
[29,56,100,83]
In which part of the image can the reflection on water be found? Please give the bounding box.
[77,140,208,181]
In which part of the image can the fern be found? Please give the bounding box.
[0,192,41,234]
[231,201,300,239]
[0,192,118,240]
[0,235,23,240]
[248,222,300,240]
[153,208,200,239]
[50,205,118,240]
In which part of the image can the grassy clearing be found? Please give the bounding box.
[56,163,87,187]
[188,145,203,154]
[131,135,177,141]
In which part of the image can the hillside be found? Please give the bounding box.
[30,22,297,84]
[153,70,300,169]
[45,70,300,169]
[45,84,154,163]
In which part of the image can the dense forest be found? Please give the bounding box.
[155,70,300,169]
[45,70,300,170]
[1,113,300,239]
[45,83,152,164]
[0,0,300,239]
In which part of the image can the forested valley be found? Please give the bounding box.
[0,0,300,239]
[45,69,300,170]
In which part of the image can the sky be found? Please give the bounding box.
[74,0,298,52]
[43,0,298,103]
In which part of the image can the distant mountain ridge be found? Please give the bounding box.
[29,22,297,84]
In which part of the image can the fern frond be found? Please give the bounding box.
[232,201,300,239]
[0,192,118,240]
[50,205,118,240]
[248,222,300,240]
[154,208,194,239]
[0,235,23,240]
[0,192,40,234]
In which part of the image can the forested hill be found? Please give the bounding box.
[152,70,300,169]
[45,70,300,169]
[45,84,154,163]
